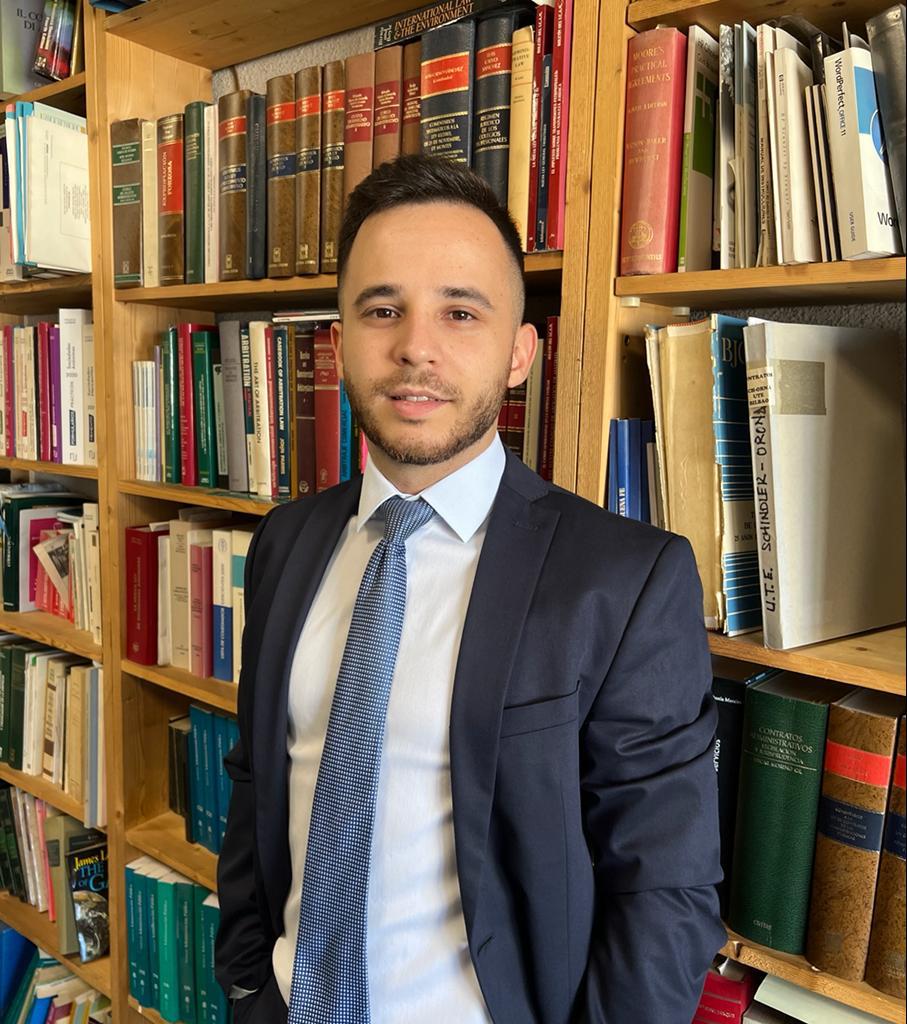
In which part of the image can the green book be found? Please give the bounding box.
[193,885,211,1024]
[7,643,44,770]
[145,860,171,1010]
[0,491,79,612]
[156,872,182,1022]
[192,331,220,489]
[0,642,16,764]
[184,101,210,285]
[175,876,197,1023]
[0,785,26,901]
[125,859,143,1002]
[200,892,226,1024]
[728,673,852,953]
[163,328,181,484]
[0,948,39,1024]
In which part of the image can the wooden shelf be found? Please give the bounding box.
[0,456,99,479]
[123,660,238,714]
[113,252,562,311]
[614,258,906,309]
[627,0,894,37]
[128,997,167,1023]
[0,275,92,315]
[722,929,906,1024]
[118,478,281,516]
[708,625,906,694]
[0,890,112,996]
[6,71,87,113]
[127,811,217,892]
[0,610,101,660]
[0,762,85,821]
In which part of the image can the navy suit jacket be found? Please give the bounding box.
[215,451,726,1023]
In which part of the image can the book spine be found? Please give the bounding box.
[420,20,475,163]
[203,104,219,283]
[188,705,209,848]
[157,878,181,1019]
[141,119,160,288]
[178,324,198,487]
[162,327,180,483]
[212,362,228,487]
[401,40,422,155]
[538,315,559,481]
[192,332,218,488]
[184,101,208,285]
[264,326,279,496]
[212,530,233,682]
[3,327,14,456]
[320,61,346,273]
[619,28,687,274]
[246,93,267,280]
[125,528,159,665]
[313,326,340,492]
[110,118,144,287]
[218,90,250,281]
[218,321,249,493]
[157,113,185,285]
[293,326,316,497]
[36,321,51,461]
[507,25,534,250]
[474,15,516,206]
[49,325,62,462]
[528,5,552,252]
[192,886,210,1022]
[83,325,98,467]
[374,45,403,169]
[190,544,213,679]
[266,74,296,278]
[213,714,232,852]
[273,325,291,497]
[126,864,142,1000]
[248,323,272,497]
[294,66,322,275]
[343,51,376,200]
[546,0,573,250]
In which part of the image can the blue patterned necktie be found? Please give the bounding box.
[287,495,435,1024]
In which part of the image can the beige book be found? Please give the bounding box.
[141,119,160,287]
[231,528,255,683]
[170,511,231,668]
[65,665,87,804]
[248,321,274,497]
[507,26,534,250]
[83,504,102,644]
[82,325,98,466]
[42,656,81,785]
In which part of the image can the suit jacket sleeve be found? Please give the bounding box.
[577,534,726,1023]
[215,513,277,994]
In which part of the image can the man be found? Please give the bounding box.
[215,154,725,1023]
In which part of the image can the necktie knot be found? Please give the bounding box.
[380,495,434,546]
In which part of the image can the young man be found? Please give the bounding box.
[215,154,724,1023]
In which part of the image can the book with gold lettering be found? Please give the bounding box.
[374,45,403,168]
[421,20,475,163]
[156,114,185,286]
[401,40,422,155]
[217,90,251,281]
[320,60,345,274]
[295,65,322,275]
[266,74,296,278]
[343,51,376,201]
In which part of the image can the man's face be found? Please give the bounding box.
[331,201,537,477]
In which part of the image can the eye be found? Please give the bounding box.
[448,309,476,322]
[364,306,399,319]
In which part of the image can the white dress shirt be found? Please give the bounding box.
[272,436,505,1022]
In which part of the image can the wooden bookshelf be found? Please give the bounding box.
[12,71,87,113]
[0,890,112,996]
[0,762,85,821]
[0,610,101,660]
[0,275,92,316]
[118,479,281,517]
[122,660,238,714]
[722,929,906,1024]
[0,456,99,479]
[128,998,167,1023]
[626,0,892,36]
[127,811,217,892]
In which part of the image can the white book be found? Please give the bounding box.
[144,361,157,481]
[84,503,102,645]
[773,47,820,264]
[805,86,831,261]
[24,651,54,775]
[60,309,92,465]
[521,343,544,470]
[733,23,757,267]
[678,26,719,271]
[170,510,229,669]
[824,46,903,259]
[141,119,159,288]
[82,324,97,466]
[158,532,171,665]
[718,25,736,268]
[0,331,6,453]
[13,326,36,459]
[21,792,46,910]
[132,361,144,480]
[231,528,254,683]
[755,973,889,1023]
[743,318,905,650]
[816,84,841,261]
[203,104,219,284]
[644,325,670,531]
[248,321,273,498]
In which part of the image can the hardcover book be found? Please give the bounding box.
[506,24,534,249]
[67,842,109,962]
[545,0,573,251]
[373,44,403,168]
[110,118,144,287]
[320,60,346,274]
[266,74,296,278]
[420,19,475,163]
[401,40,422,155]
[246,92,267,279]
[473,13,519,205]
[184,100,210,285]
[157,113,185,286]
[343,51,377,200]
[217,90,251,281]
[295,65,322,276]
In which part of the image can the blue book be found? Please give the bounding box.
[25,996,52,1024]
[188,705,209,850]
[640,419,654,525]
[211,530,233,682]
[607,419,619,513]
[174,878,197,1024]
[125,862,143,1002]
[626,418,642,521]
[616,419,630,517]
[0,924,34,1018]
[146,867,164,1009]
[200,894,228,1024]
[191,705,217,852]
[193,886,211,1024]
[536,52,553,249]
[213,713,233,852]
[339,381,352,483]
[273,325,291,497]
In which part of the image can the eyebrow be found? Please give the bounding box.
[351,282,496,312]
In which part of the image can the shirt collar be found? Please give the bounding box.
[356,434,506,542]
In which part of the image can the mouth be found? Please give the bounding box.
[385,390,451,417]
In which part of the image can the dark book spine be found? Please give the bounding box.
[421,20,476,164]
[217,90,251,282]
[374,0,519,48]
[157,114,185,286]
[162,328,180,483]
[320,60,346,274]
[184,101,208,285]
[401,40,422,155]
[273,325,291,497]
[712,673,750,917]
[343,51,376,200]
[110,118,144,287]
[473,13,518,204]
[0,648,12,764]
[535,51,553,251]
[266,74,297,278]
[374,45,403,168]
[0,786,26,898]
[246,93,267,280]
[125,528,160,665]
[292,326,316,497]
[528,4,553,252]
[192,331,218,488]
[7,650,28,770]
[295,65,322,275]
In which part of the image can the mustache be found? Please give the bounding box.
[366,373,461,402]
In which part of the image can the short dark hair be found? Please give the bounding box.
[336,154,526,317]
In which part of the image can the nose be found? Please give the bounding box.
[389,308,441,367]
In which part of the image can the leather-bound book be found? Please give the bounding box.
[343,51,376,199]
[401,40,422,155]
[110,118,144,288]
[266,74,296,278]
[473,12,519,205]
[184,100,210,285]
[805,690,904,980]
[527,2,553,252]
[320,60,346,274]
[157,113,185,286]
[291,323,316,497]
[374,44,403,168]
[865,714,907,997]
[545,0,574,251]
[246,92,267,279]
[295,65,322,275]
[507,24,534,249]
[421,20,475,163]
[218,90,251,281]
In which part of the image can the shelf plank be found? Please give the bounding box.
[722,929,906,1023]
[614,258,906,309]
[0,891,112,995]
[127,811,217,892]
[129,997,167,1023]
[123,660,238,714]
[708,625,906,694]
[0,762,86,821]
[2,71,87,113]
[0,610,102,660]
[0,274,93,315]
[0,455,99,479]
[627,0,892,38]
[118,478,281,516]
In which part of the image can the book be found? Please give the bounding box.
[805,689,904,981]
[320,60,345,274]
[217,90,251,281]
[528,2,554,252]
[231,529,254,684]
[728,673,851,953]
[157,113,185,285]
[313,325,340,492]
[110,118,145,287]
[125,524,167,665]
[0,3,47,95]
[619,28,687,274]
[473,13,519,205]
[203,103,219,284]
[67,842,109,962]
[189,533,213,678]
[184,100,209,285]
[294,65,321,276]
[545,0,573,251]
[140,119,159,287]
[743,319,906,649]
[507,24,534,250]
[245,92,266,280]
[677,27,718,271]
[217,321,250,493]
[343,51,376,201]
[401,40,422,155]
[420,19,475,163]
[265,73,296,278]
[717,25,736,268]
[191,330,220,488]
[373,44,403,168]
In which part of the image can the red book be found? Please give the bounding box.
[37,322,52,461]
[190,539,213,677]
[619,28,687,275]
[125,525,167,665]
[177,321,215,486]
[343,51,376,200]
[546,0,574,251]
[292,325,316,497]
[3,324,14,456]
[313,326,340,492]
[538,315,559,480]
[264,325,279,497]
[528,3,553,253]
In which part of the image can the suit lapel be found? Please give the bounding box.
[450,454,559,937]
[253,479,362,930]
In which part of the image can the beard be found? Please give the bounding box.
[343,367,509,466]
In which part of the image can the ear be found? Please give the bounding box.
[507,321,539,388]
[330,319,344,380]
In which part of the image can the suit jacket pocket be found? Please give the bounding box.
[499,684,580,738]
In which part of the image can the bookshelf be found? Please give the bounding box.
[0,763,86,822]
[0,0,903,1021]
